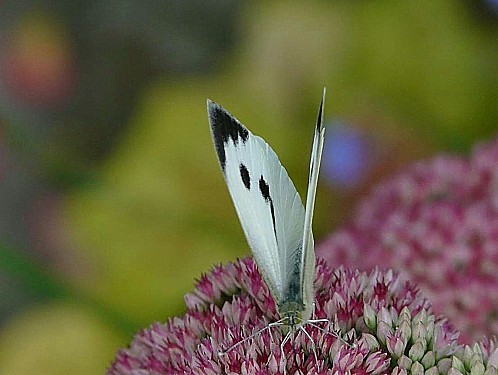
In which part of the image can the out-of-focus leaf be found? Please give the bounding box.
[0,303,126,375]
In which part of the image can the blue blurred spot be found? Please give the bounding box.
[322,121,372,190]
[486,0,498,11]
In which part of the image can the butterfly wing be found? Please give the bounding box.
[300,89,326,313]
[207,100,305,304]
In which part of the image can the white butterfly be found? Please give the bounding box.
[207,89,332,358]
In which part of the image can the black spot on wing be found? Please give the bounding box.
[207,100,249,171]
[259,176,278,241]
[239,164,251,190]
[259,175,271,202]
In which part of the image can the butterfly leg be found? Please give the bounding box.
[300,326,320,372]
[280,330,293,375]
[218,320,284,356]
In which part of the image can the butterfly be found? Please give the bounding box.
[207,89,337,361]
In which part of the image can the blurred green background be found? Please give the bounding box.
[0,1,496,373]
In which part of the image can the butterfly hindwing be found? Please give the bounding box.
[207,100,305,304]
[300,88,326,313]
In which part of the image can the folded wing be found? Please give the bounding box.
[207,100,305,303]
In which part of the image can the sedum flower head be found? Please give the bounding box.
[107,257,462,374]
[318,137,498,343]
[450,338,498,375]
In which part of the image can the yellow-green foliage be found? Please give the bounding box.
[0,303,125,375]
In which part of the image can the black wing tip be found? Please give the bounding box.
[316,87,326,132]
[206,98,250,171]
[207,98,223,120]
[206,98,214,111]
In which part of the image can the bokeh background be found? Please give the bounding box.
[0,1,497,373]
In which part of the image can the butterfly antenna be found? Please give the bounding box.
[218,319,285,356]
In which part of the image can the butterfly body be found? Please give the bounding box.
[207,90,326,344]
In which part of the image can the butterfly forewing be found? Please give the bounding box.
[207,100,306,305]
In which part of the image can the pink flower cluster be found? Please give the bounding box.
[318,137,498,344]
[107,257,473,374]
[108,137,498,374]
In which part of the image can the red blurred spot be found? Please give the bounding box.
[0,12,76,107]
